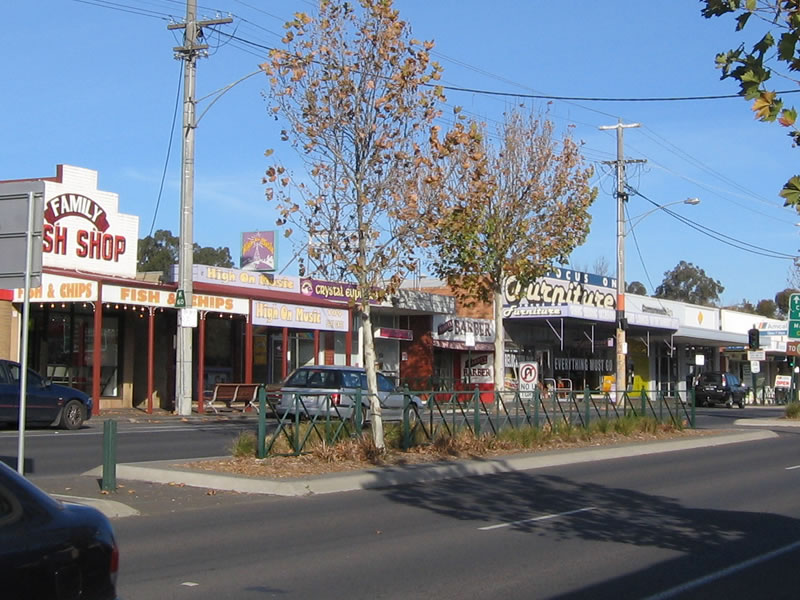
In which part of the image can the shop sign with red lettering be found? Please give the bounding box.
[39,166,139,278]
[14,274,98,302]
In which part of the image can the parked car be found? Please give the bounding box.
[0,461,119,599]
[277,365,424,426]
[694,371,746,408]
[0,359,92,429]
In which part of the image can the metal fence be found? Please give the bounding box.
[253,386,696,458]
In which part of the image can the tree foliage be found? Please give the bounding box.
[701,1,800,208]
[261,0,448,447]
[429,109,596,389]
[137,229,234,274]
[775,286,799,316]
[654,261,725,306]
[756,297,779,317]
[626,281,647,295]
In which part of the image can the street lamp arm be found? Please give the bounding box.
[626,198,700,234]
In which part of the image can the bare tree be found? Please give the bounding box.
[261,0,448,448]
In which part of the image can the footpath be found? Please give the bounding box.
[38,408,800,519]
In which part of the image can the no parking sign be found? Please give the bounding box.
[519,361,539,400]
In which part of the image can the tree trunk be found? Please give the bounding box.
[361,304,385,449]
[493,287,506,399]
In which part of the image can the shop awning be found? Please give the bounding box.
[672,326,748,347]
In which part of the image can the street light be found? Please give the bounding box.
[626,197,700,234]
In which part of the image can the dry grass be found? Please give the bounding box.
[188,418,715,480]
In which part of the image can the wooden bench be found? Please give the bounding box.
[206,383,262,414]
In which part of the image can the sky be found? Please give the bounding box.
[3,0,800,307]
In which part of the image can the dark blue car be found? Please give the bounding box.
[0,359,92,429]
[0,461,119,599]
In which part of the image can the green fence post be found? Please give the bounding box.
[257,385,266,459]
[355,388,363,435]
[473,386,481,436]
[293,393,301,455]
[690,387,696,428]
[101,419,117,492]
[534,388,540,429]
[583,387,590,426]
[640,390,646,418]
[403,390,410,450]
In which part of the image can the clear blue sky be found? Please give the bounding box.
[4,1,799,307]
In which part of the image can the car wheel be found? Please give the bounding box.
[725,395,734,409]
[738,400,745,409]
[406,404,418,427]
[59,400,85,430]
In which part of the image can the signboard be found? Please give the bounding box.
[14,273,98,302]
[0,183,44,288]
[790,293,800,339]
[775,375,792,389]
[750,361,760,374]
[240,230,275,272]
[747,350,766,362]
[519,361,539,400]
[787,341,800,356]
[37,166,139,278]
[251,300,348,332]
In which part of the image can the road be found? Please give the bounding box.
[0,404,780,476]
[106,427,800,599]
[5,405,799,598]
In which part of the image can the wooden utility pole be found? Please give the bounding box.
[168,2,231,415]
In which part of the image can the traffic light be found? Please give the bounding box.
[748,327,760,350]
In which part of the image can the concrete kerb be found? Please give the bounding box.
[53,494,140,519]
[83,429,777,499]
[734,418,800,428]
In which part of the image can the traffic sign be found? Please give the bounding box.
[788,341,800,356]
[747,350,765,361]
[175,289,186,308]
[790,293,800,339]
[791,293,800,320]
[518,361,539,400]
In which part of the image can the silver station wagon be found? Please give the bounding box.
[277,365,423,426]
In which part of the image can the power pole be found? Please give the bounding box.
[168,2,232,415]
[598,120,643,405]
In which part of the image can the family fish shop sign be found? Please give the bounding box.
[37,165,139,278]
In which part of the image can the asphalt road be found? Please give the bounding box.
[99,426,800,600]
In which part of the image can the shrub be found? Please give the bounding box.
[786,402,800,420]
[230,431,257,457]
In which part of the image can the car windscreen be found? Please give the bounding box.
[285,369,341,388]
[699,373,722,385]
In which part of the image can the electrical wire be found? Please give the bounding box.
[627,186,797,260]
[149,61,184,237]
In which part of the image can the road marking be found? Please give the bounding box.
[479,507,598,531]
[785,465,800,470]
[642,539,800,600]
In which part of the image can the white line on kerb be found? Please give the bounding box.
[642,539,800,600]
[479,507,598,531]
[785,465,800,470]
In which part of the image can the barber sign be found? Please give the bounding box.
[519,361,539,400]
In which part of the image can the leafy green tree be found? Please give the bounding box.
[701,1,800,208]
[193,244,234,268]
[756,298,779,318]
[138,229,233,274]
[262,0,448,448]
[654,261,724,306]
[626,281,647,295]
[429,109,596,391]
[775,287,799,317]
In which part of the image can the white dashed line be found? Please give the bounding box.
[479,506,598,531]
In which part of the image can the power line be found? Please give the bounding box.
[627,186,797,260]
[149,61,184,237]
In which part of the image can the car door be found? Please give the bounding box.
[2,363,57,426]
[0,362,18,423]
[377,373,404,419]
